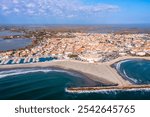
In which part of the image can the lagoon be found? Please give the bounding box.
[0,38,32,51]
[0,31,24,36]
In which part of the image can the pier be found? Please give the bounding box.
[3,59,10,65]
[32,58,36,63]
[0,60,6,65]
[27,58,31,63]
[16,58,21,64]
[66,85,150,93]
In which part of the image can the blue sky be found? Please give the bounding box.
[0,0,150,24]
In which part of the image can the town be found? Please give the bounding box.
[0,29,150,64]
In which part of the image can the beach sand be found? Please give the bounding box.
[0,59,132,87]
[107,56,150,65]
[0,56,150,90]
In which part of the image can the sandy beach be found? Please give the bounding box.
[0,56,150,92]
[106,56,150,65]
[0,57,133,85]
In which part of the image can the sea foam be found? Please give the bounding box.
[0,68,81,79]
[115,59,138,83]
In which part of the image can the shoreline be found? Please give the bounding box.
[0,56,150,92]
[0,59,129,86]
[111,58,150,85]
[0,67,111,88]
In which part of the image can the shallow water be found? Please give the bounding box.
[0,31,24,36]
[0,38,32,51]
[0,67,150,100]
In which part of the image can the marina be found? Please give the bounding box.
[0,56,57,65]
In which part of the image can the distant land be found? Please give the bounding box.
[1,24,150,34]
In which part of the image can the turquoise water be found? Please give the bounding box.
[39,57,55,62]
[0,65,150,100]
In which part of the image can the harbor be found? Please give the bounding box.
[0,56,57,65]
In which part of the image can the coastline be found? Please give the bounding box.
[0,56,150,92]
[0,59,130,86]
[0,67,109,88]
[110,57,150,84]
[106,56,150,65]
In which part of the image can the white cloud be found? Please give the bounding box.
[26,3,35,8]
[0,0,119,17]
[12,0,19,4]
[1,4,9,10]
[67,14,77,18]
[13,8,19,13]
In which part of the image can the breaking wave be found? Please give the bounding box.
[0,68,81,79]
[115,59,140,84]
[122,70,138,83]
[115,59,150,85]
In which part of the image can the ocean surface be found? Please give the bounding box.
[115,59,150,84]
[0,63,150,100]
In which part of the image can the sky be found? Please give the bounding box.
[0,0,150,24]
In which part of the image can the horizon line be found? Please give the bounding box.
[1,23,150,25]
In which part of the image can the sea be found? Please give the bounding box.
[0,25,150,100]
[115,59,150,84]
[0,60,150,100]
